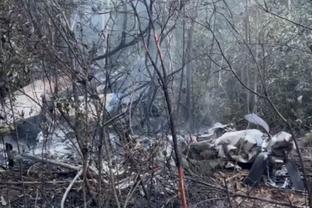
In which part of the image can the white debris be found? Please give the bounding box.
[265,131,294,155]
[210,122,228,131]
[213,129,294,165]
[214,129,265,163]
[244,113,270,134]
[32,127,79,161]
[297,95,303,103]
[0,77,70,125]
[0,196,7,206]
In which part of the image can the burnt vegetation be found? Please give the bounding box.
[1,0,312,207]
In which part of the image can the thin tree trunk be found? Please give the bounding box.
[176,10,186,125]
[185,22,194,132]
[245,0,251,114]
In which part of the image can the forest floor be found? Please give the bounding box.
[0,136,311,208]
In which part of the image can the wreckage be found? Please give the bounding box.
[184,114,304,190]
[0,80,305,201]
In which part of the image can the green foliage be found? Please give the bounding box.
[183,0,312,130]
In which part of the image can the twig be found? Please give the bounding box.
[123,174,141,208]
[187,176,303,208]
[130,2,189,207]
[34,188,39,208]
[224,177,233,208]
[192,16,312,207]
[232,193,303,208]
[192,197,227,207]
[61,169,83,208]
[256,2,312,31]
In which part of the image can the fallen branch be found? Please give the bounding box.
[15,154,81,171]
[15,153,156,191]
[0,180,84,185]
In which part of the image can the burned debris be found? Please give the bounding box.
[1,108,308,207]
[1,0,312,207]
[183,115,305,192]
